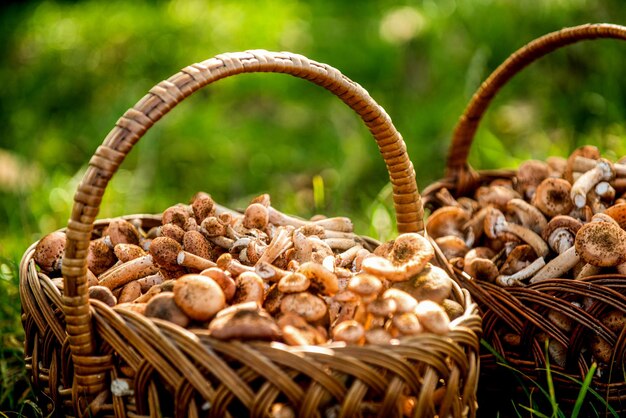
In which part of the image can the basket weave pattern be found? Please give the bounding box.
[424,24,626,413]
[21,50,481,417]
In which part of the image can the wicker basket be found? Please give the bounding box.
[423,24,626,414]
[20,50,482,417]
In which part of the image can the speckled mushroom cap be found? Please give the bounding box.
[361,233,434,282]
[191,192,215,223]
[604,203,626,229]
[297,262,339,296]
[87,238,117,276]
[243,203,269,230]
[542,216,582,242]
[575,221,626,267]
[173,274,226,321]
[392,264,452,304]
[33,231,66,274]
[532,178,573,218]
[105,219,141,247]
[149,236,183,268]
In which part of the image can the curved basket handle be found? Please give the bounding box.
[446,23,626,194]
[61,50,423,386]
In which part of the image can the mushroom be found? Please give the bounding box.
[484,208,549,258]
[546,156,567,178]
[541,216,582,254]
[243,203,269,230]
[441,299,464,321]
[564,145,600,184]
[529,246,578,284]
[332,320,365,345]
[498,245,535,276]
[200,267,236,301]
[570,158,615,208]
[277,272,310,293]
[574,221,626,267]
[335,244,364,268]
[391,312,423,336]
[495,257,546,287]
[144,292,191,328]
[173,274,226,321]
[391,264,452,304]
[361,233,434,282]
[114,243,146,263]
[603,203,626,229]
[136,271,165,293]
[516,159,550,200]
[434,235,469,260]
[33,231,66,274]
[463,247,498,282]
[532,178,573,218]
[88,285,117,307]
[150,236,216,271]
[182,230,213,260]
[87,238,117,276]
[475,185,521,210]
[217,253,255,277]
[255,226,294,265]
[209,308,281,341]
[414,300,450,335]
[161,223,185,243]
[118,281,142,304]
[297,262,339,296]
[161,204,191,229]
[381,288,418,314]
[505,199,547,235]
[278,313,326,346]
[280,292,328,322]
[232,271,265,305]
[103,219,141,247]
[190,192,215,223]
[98,254,158,290]
[267,206,353,232]
[425,206,470,241]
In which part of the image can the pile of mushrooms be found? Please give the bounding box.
[426,145,626,369]
[34,192,462,348]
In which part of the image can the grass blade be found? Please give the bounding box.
[571,362,597,418]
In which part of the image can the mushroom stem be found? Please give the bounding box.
[256,226,294,265]
[529,246,579,284]
[336,245,364,268]
[573,156,626,177]
[177,251,216,270]
[217,253,255,277]
[322,238,358,251]
[267,206,353,232]
[506,199,547,235]
[98,255,158,289]
[571,159,615,208]
[496,257,545,287]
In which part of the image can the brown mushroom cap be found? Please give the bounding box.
[280,292,328,322]
[475,185,521,210]
[332,319,365,344]
[499,244,535,276]
[297,262,338,296]
[382,288,418,314]
[414,300,450,335]
[367,297,397,318]
[564,145,600,184]
[575,221,626,267]
[87,238,118,276]
[541,215,582,254]
[191,192,215,223]
[604,203,626,229]
[516,159,550,199]
[425,207,470,240]
[348,273,383,298]
[441,299,464,321]
[263,284,285,315]
[105,219,141,247]
[114,243,147,263]
[434,235,469,260]
[118,281,142,304]
[392,312,423,335]
[243,203,269,230]
[532,178,573,218]
[162,204,190,229]
[361,233,434,282]
[233,271,265,305]
[278,272,310,293]
[200,267,236,302]
[88,285,117,307]
[145,292,191,328]
[183,230,212,259]
[364,328,394,345]
[173,274,226,321]
[149,236,182,268]
[34,231,66,274]
[392,264,452,304]
[209,308,281,341]
[161,223,185,243]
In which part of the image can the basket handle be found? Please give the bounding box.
[446,23,626,194]
[61,50,423,383]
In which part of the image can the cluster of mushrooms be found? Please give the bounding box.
[427,145,626,367]
[34,192,462,347]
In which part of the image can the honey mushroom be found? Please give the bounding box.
[463,248,498,282]
[145,292,191,328]
[103,218,142,248]
[532,178,573,218]
[570,158,615,209]
[173,274,225,322]
[483,208,549,258]
[209,306,281,341]
[33,231,66,274]
[150,236,216,272]
[88,238,118,276]
[515,159,550,200]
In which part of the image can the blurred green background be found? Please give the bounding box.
[2,0,626,413]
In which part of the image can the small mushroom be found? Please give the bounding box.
[144,292,191,328]
[505,198,547,235]
[332,319,365,344]
[441,299,464,321]
[243,203,269,230]
[182,230,213,260]
[463,248,498,282]
[484,208,549,258]
[87,238,117,276]
[475,185,521,210]
[150,236,216,271]
[434,236,469,259]
[161,204,190,229]
[530,246,579,284]
[88,285,117,307]
[381,288,418,314]
[255,226,294,265]
[209,308,281,341]
[297,262,339,296]
[425,207,470,241]
[414,300,450,335]
[160,223,185,243]
[391,264,452,304]
[114,243,146,263]
[541,216,582,254]
[574,221,626,267]
[564,145,600,184]
[173,274,226,321]
[232,271,265,305]
[104,219,141,247]
[571,158,615,208]
[495,257,545,287]
[200,267,236,302]
[277,272,310,293]
[98,255,158,290]
[118,281,142,304]
[361,233,434,282]
[33,231,66,274]
[532,178,573,218]
[391,312,423,336]
[191,192,215,223]
[280,292,327,322]
[516,159,550,200]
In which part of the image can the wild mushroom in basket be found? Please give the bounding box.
[33,192,463,348]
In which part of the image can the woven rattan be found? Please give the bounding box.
[424,24,626,414]
[21,50,481,417]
